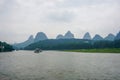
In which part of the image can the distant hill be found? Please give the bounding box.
[12,31,120,49]
[56,34,64,39]
[0,41,14,52]
[56,31,74,39]
[93,34,103,41]
[115,32,120,40]
[13,35,34,49]
[13,32,48,49]
[114,32,120,48]
[64,31,74,39]
[34,32,48,42]
[104,34,115,41]
[83,32,91,40]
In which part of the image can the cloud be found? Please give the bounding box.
[57,0,120,8]
[0,0,120,43]
[46,10,75,23]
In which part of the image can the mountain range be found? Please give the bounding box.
[34,32,48,42]
[13,31,120,49]
[56,31,74,39]
[83,32,91,40]
[104,34,115,41]
[93,34,103,41]
[115,32,120,40]
[13,35,34,49]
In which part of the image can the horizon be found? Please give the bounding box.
[0,0,120,43]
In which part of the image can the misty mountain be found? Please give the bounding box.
[93,34,103,41]
[13,35,34,49]
[64,31,74,39]
[56,34,64,39]
[12,31,120,50]
[34,32,48,42]
[83,32,91,40]
[56,31,74,39]
[104,34,115,41]
[115,32,120,40]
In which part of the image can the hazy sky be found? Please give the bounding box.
[0,0,120,43]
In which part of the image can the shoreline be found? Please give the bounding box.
[64,48,120,53]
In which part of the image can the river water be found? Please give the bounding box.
[0,51,120,80]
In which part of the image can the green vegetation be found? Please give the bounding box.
[65,48,120,53]
[24,39,93,50]
[24,39,120,51]
[0,41,14,52]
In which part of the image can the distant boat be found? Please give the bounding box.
[34,48,42,53]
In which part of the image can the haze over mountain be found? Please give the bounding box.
[56,31,74,39]
[13,32,48,49]
[34,32,48,42]
[56,34,64,39]
[12,31,120,49]
[104,34,115,41]
[83,32,91,40]
[93,34,103,41]
[13,35,34,49]
[115,32,120,40]
[64,31,74,39]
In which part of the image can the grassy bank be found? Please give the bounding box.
[65,48,120,53]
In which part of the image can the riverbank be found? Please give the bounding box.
[65,48,120,53]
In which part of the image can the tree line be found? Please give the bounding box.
[0,41,14,52]
[24,39,120,50]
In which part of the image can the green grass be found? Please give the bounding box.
[65,48,120,53]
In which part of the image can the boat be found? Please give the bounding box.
[34,48,42,53]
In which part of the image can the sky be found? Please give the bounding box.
[0,0,120,43]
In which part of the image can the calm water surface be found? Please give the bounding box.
[0,51,120,80]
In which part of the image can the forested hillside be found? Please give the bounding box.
[0,41,14,52]
[24,39,120,50]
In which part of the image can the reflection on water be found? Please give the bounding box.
[0,50,120,80]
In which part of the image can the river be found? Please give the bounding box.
[0,51,120,80]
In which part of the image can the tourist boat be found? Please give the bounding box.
[34,48,42,53]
